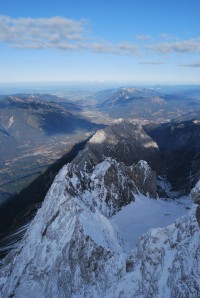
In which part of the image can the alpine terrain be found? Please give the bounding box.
[0,121,199,298]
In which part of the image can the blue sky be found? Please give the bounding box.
[0,0,200,84]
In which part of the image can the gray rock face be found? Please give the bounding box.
[128,160,157,198]
[66,120,158,213]
[145,120,200,193]
[66,157,157,217]
[73,120,160,173]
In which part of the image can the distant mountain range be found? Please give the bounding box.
[95,86,200,121]
[0,95,95,143]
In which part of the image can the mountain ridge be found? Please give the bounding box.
[0,120,199,297]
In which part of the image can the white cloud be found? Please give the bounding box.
[0,15,200,61]
[118,42,139,54]
[0,15,86,50]
[136,35,151,41]
[146,38,200,54]
[91,42,115,54]
[0,15,139,56]
[90,41,139,55]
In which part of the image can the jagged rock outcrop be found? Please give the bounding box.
[66,157,156,217]
[65,120,158,212]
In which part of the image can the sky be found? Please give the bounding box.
[0,0,200,84]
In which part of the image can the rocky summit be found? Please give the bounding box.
[73,120,160,172]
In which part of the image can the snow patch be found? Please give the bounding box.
[91,159,111,179]
[7,116,14,128]
[111,194,192,253]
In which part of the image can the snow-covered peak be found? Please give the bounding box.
[0,159,197,297]
[65,156,157,217]
[0,122,199,298]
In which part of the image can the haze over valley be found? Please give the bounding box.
[1,84,200,207]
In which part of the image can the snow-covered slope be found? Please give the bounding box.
[0,163,198,297]
[0,121,199,298]
[106,205,200,298]
[112,195,191,253]
[0,164,121,297]
[0,155,157,297]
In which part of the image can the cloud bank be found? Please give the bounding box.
[0,15,139,55]
[0,15,200,59]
